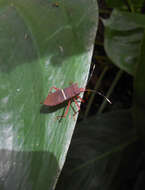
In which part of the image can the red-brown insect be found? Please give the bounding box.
[43,83,111,118]
[43,83,85,118]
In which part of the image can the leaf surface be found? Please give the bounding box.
[133,31,145,138]
[0,0,98,189]
[104,9,145,75]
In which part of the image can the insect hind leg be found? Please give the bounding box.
[56,100,71,119]
[76,95,85,103]
[73,98,80,111]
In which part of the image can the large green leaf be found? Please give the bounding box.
[133,31,145,138]
[0,0,98,189]
[104,9,145,75]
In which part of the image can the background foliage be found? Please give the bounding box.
[56,0,145,190]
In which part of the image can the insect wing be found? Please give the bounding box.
[43,90,64,106]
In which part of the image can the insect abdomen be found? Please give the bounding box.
[43,83,81,106]
[63,83,80,99]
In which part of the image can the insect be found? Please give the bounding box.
[43,83,111,118]
[43,83,86,118]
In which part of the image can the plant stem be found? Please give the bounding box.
[94,55,109,61]
[125,0,135,12]
[95,41,104,46]
[99,9,112,14]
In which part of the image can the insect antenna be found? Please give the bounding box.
[87,64,96,84]
[85,89,112,104]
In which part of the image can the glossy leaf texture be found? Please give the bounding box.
[133,32,145,138]
[103,9,145,75]
[56,110,136,190]
[0,0,98,189]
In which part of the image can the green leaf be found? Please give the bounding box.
[104,9,145,75]
[0,0,98,189]
[56,110,136,190]
[133,31,145,138]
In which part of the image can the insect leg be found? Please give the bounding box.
[73,98,80,111]
[57,100,71,118]
[70,103,77,116]
[76,96,85,103]
[56,107,65,122]
[63,100,71,117]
